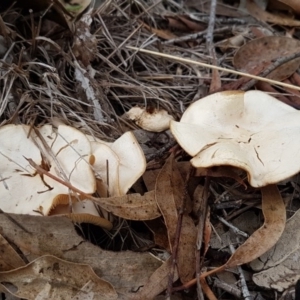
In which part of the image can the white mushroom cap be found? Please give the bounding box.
[170,90,300,187]
[90,141,120,197]
[126,106,174,132]
[0,124,96,215]
[91,131,146,196]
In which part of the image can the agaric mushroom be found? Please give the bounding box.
[0,124,112,230]
[126,106,174,132]
[170,90,297,268]
[170,90,300,187]
[91,131,146,197]
[0,124,93,215]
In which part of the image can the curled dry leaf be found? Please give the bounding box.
[155,155,197,283]
[277,0,300,14]
[140,21,177,40]
[0,214,162,296]
[246,0,300,26]
[0,255,117,300]
[98,191,161,221]
[233,36,300,81]
[225,185,286,268]
[155,156,178,249]
[251,207,300,291]
[198,185,286,300]
[131,258,178,300]
[0,233,25,271]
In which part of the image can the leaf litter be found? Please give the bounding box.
[1,0,300,299]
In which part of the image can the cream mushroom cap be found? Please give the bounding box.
[91,131,146,196]
[0,124,96,215]
[126,106,174,132]
[170,90,300,188]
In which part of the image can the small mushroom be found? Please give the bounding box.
[91,131,146,196]
[126,106,174,132]
[170,90,300,187]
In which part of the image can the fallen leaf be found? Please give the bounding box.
[0,255,117,300]
[140,21,177,40]
[225,185,286,268]
[173,15,206,31]
[155,155,196,283]
[131,258,179,300]
[277,0,300,14]
[143,161,191,192]
[0,214,162,296]
[146,219,170,251]
[177,215,197,282]
[251,207,300,291]
[0,233,25,271]
[246,0,300,26]
[233,36,300,81]
[155,156,179,249]
[199,185,286,299]
[98,191,161,221]
[203,207,211,256]
[185,0,245,17]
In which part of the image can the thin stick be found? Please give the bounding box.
[25,157,113,230]
[26,158,94,200]
[127,46,300,91]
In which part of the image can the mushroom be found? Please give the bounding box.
[91,131,146,197]
[126,106,174,132]
[170,90,295,266]
[170,90,299,187]
[0,124,112,229]
[0,124,96,216]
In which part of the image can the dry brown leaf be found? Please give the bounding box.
[140,21,177,40]
[131,258,179,300]
[0,233,25,271]
[177,215,197,283]
[209,69,222,93]
[203,207,211,256]
[143,161,191,192]
[200,185,286,299]
[155,156,179,249]
[0,214,162,296]
[146,219,170,251]
[0,255,115,299]
[233,36,300,81]
[185,0,245,17]
[251,207,300,291]
[246,0,300,26]
[173,15,206,32]
[99,191,161,221]
[277,0,300,14]
[226,185,286,267]
[0,255,117,300]
[155,155,196,283]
